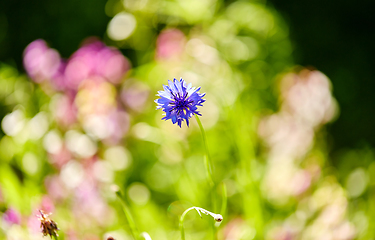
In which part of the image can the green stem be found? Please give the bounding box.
[220,182,227,217]
[195,115,218,240]
[53,235,58,240]
[179,207,193,240]
[140,232,152,240]
[116,190,140,240]
[195,115,214,188]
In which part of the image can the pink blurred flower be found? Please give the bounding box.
[40,196,55,213]
[267,226,294,240]
[84,235,100,240]
[64,39,130,89]
[45,175,69,202]
[95,45,131,84]
[291,170,312,196]
[51,60,68,91]
[23,39,62,83]
[3,208,21,225]
[27,211,42,234]
[258,113,313,160]
[52,93,78,128]
[156,29,186,60]
[65,230,80,240]
[104,109,130,144]
[121,81,150,113]
[73,180,109,226]
[49,145,72,169]
[82,109,130,144]
[24,38,131,91]
[221,218,256,240]
[280,69,337,127]
[64,44,99,90]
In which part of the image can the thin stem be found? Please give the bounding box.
[179,207,192,240]
[180,207,223,240]
[115,190,140,240]
[195,115,218,240]
[220,182,227,217]
[53,236,58,240]
[194,115,214,188]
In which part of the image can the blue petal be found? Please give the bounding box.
[157,90,173,100]
[171,114,178,124]
[168,80,178,96]
[174,78,184,97]
[156,97,172,105]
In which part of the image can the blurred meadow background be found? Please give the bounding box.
[0,0,374,239]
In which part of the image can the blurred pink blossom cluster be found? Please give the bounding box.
[21,38,145,237]
[280,69,337,127]
[23,38,133,143]
[259,69,354,239]
[259,69,337,163]
[259,69,335,201]
[23,38,130,90]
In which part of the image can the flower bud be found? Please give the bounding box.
[214,214,223,222]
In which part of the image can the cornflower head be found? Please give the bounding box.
[155,78,205,127]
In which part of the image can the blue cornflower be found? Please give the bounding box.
[155,78,206,127]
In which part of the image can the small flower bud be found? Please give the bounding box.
[214,214,223,222]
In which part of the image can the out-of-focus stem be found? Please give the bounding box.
[220,182,227,217]
[195,115,219,240]
[140,232,152,240]
[115,189,140,240]
[195,115,214,188]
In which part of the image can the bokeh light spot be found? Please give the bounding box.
[22,152,39,175]
[107,12,137,41]
[93,160,114,183]
[60,161,85,189]
[1,109,25,136]
[346,168,368,198]
[104,146,132,171]
[128,182,150,206]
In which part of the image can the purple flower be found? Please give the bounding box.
[155,78,205,127]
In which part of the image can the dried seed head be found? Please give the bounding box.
[37,210,59,238]
[107,237,115,240]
